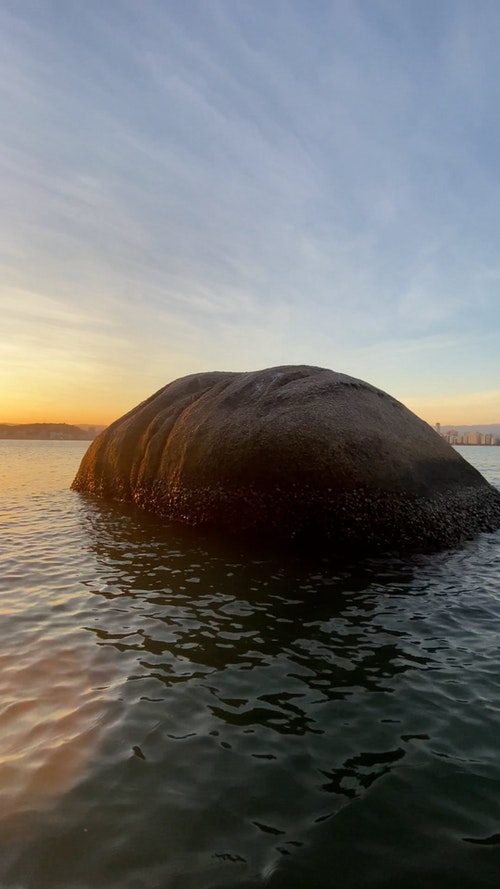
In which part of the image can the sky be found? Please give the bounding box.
[1,0,500,426]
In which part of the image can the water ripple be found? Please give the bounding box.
[2,442,500,888]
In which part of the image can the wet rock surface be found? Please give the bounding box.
[71,365,500,552]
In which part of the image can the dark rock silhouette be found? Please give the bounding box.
[71,366,500,552]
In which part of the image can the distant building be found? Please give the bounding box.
[466,431,483,445]
[444,429,459,445]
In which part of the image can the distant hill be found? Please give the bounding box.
[0,423,95,440]
[77,424,107,435]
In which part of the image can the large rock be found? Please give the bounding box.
[72,365,500,552]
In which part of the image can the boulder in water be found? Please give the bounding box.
[71,365,500,552]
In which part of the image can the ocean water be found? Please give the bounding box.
[1,441,500,889]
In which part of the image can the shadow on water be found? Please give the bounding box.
[82,502,427,883]
[5,493,500,889]
[81,497,421,703]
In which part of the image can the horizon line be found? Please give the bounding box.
[2,419,500,430]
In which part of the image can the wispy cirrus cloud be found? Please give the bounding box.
[1,1,499,422]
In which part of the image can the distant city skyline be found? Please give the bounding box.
[436,423,500,445]
[1,2,499,427]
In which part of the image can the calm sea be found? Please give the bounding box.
[1,441,500,888]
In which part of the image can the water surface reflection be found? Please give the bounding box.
[55,499,484,888]
[5,483,500,889]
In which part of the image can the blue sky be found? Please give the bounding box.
[1,0,499,424]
